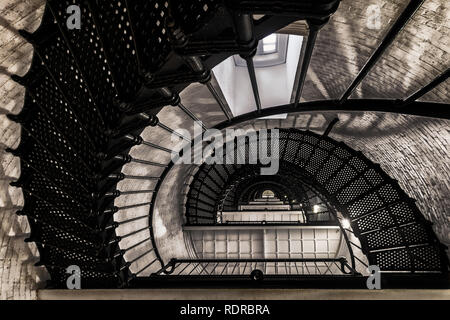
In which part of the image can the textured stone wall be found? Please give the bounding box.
[330,113,450,250]
[0,0,48,300]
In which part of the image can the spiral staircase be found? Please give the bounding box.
[182,129,448,277]
[5,0,449,289]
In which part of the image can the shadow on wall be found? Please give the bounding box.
[0,0,49,300]
[327,111,428,138]
[330,112,450,256]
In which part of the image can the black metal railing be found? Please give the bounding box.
[155,258,359,276]
[223,220,336,226]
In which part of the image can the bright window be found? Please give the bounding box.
[262,190,275,198]
[261,34,277,53]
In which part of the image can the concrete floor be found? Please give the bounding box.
[37,288,450,300]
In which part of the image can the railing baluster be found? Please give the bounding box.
[349,241,363,251]
[245,57,261,113]
[304,261,311,275]
[123,237,151,252]
[130,158,167,167]
[402,68,449,106]
[123,175,160,181]
[13,160,89,211]
[128,248,154,265]
[178,263,191,275]
[15,45,98,150]
[354,255,369,268]
[134,258,159,276]
[178,102,208,131]
[116,214,149,225]
[210,262,220,275]
[141,140,174,153]
[157,122,191,141]
[323,261,333,275]
[206,82,232,120]
[313,261,320,275]
[119,202,152,211]
[188,263,200,275]
[231,262,239,275]
[220,263,228,275]
[108,190,154,196]
[153,258,359,276]
[119,226,150,241]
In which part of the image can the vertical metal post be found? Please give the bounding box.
[293,22,322,107]
[245,56,262,113]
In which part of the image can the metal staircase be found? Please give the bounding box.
[5,0,448,288]
[185,129,449,274]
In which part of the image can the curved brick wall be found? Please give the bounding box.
[329,113,450,250]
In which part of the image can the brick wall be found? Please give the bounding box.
[0,0,48,300]
[330,113,450,250]
[302,0,449,103]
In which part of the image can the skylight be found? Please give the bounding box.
[233,33,289,68]
[261,34,277,54]
[262,190,275,198]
